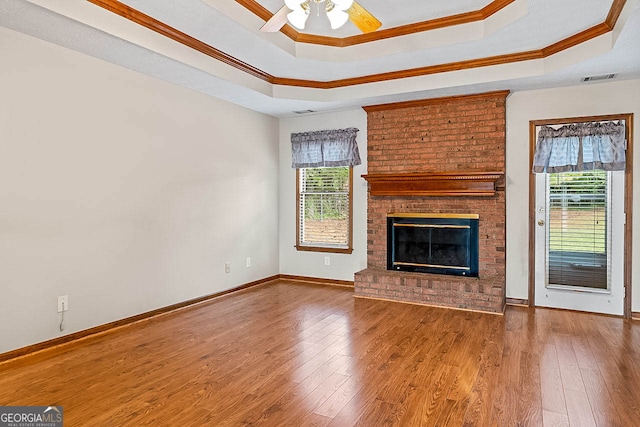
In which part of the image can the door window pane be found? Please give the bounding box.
[547,170,609,289]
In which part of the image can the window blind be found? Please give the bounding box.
[299,167,349,247]
[547,170,610,289]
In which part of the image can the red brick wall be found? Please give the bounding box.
[355,91,508,313]
[367,93,506,173]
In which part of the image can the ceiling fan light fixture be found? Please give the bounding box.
[326,3,349,29]
[287,7,309,30]
[262,0,378,33]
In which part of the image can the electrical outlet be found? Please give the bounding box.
[246,257,251,268]
[324,256,331,266]
[225,261,231,274]
[57,295,68,313]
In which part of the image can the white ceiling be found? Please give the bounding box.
[2,0,639,117]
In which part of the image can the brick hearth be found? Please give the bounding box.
[355,91,508,313]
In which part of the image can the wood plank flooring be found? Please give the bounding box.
[1,281,639,426]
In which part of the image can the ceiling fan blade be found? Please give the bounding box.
[260,5,290,32]
[347,1,381,33]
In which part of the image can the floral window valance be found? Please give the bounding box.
[532,121,626,173]
[291,128,361,168]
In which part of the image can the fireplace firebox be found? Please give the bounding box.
[387,213,479,277]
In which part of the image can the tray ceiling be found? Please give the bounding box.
[1,0,638,116]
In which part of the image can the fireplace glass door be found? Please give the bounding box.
[387,214,479,277]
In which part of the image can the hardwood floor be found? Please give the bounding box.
[1,280,639,426]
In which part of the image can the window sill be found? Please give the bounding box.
[295,245,354,254]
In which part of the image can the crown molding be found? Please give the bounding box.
[236,0,516,48]
[86,0,274,82]
[86,0,627,90]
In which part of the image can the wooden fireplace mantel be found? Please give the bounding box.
[361,171,504,197]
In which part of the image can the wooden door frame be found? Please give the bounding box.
[528,113,634,318]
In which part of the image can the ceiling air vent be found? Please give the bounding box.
[581,73,616,82]
[292,109,317,114]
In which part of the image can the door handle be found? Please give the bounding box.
[538,220,545,226]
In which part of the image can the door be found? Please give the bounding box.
[534,170,625,315]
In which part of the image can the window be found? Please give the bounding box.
[296,166,353,253]
[290,127,360,253]
[547,170,610,289]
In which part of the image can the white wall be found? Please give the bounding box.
[506,79,640,312]
[279,110,368,281]
[0,28,279,353]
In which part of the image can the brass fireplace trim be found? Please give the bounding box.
[394,261,470,270]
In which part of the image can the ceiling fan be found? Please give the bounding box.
[260,0,382,34]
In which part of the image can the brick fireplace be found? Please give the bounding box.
[354,91,508,313]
